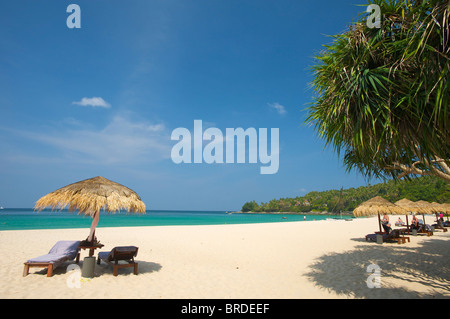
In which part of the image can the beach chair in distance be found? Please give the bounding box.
[365,229,410,245]
[416,224,434,236]
[431,220,448,232]
[23,240,81,277]
[97,246,139,276]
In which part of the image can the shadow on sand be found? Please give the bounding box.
[95,260,162,276]
[304,237,450,298]
[28,260,162,277]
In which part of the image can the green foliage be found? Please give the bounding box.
[306,0,450,182]
[241,176,449,213]
[242,200,258,212]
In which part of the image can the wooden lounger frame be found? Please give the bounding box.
[23,253,80,277]
[366,230,411,244]
[97,247,138,276]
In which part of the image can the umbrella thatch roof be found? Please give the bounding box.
[395,198,415,207]
[34,176,146,216]
[415,200,438,214]
[394,198,419,213]
[442,204,450,213]
[353,196,408,217]
[395,199,450,214]
[431,202,450,213]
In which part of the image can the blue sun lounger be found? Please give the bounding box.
[23,240,81,277]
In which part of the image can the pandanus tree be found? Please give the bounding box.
[306,0,450,182]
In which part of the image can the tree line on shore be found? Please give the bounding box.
[241,176,449,213]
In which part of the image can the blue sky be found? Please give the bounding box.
[0,0,380,211]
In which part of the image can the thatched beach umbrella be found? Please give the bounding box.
[34,176,146,243]
[353,196,407,217]
[424,203,450,223]
[438,203,450,214]
[415,200,438,214]
[394,198,417,232]
[439,203,450,221]
[431,202,444,212]
[353,196,407,233]
[396,197,426,217]
[394,198,417,212]
[395,199,436,227]
[436,203,450,220]
[414,200,437,224]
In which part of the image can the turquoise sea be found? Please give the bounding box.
[0,208,352,231]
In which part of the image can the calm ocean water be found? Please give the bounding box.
[0,208,352,231]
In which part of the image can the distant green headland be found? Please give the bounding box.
[241,176,449,214]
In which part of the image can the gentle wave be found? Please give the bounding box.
[0,208,351,230]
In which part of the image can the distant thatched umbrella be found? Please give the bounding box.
[353,196,407,217]
[431,202,444,213]
[439,204,450,222]
[414,200,433,213]
[395,198,422,234]
[413,200,438,225]
[395,199,437,226]
[394,198,417,212]
[353,196,407,233]
[35,176,146,243]
[438,203,450,214]
[398,199,435,213]
[394,198,416,231]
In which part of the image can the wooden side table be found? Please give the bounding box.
[77,244,104,261]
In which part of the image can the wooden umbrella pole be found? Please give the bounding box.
[88,210,100,244]
[378,213,382,234]
[406,214,410,234]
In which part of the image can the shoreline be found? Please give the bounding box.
[1,216,449,299]
[0,209,359,232]
[238,211,355,216]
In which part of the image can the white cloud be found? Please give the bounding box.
[268,102,286,115]
[73,97,111,108]
[7,115,170,165]
[147,124,165,132]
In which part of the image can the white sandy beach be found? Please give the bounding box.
[0,216,449,299]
